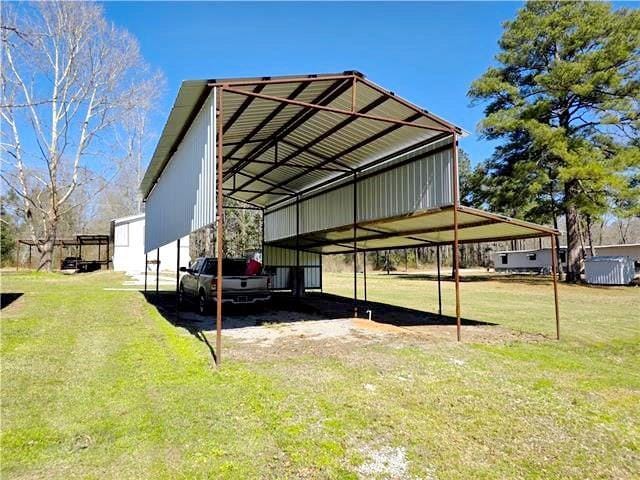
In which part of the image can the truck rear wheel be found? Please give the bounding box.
[178,283,185,306]
[198,290,207,315]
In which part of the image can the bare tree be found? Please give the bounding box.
[1,2,159,270]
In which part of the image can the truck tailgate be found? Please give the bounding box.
[224,276,268,291]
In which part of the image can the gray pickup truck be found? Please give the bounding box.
[179,257,271,314]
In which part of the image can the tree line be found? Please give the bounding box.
[2,1,638,281]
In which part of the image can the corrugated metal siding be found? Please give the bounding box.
[264,204,296,242]
[263,245,320,266]
[263,245,321,289]
[301,185,354,234]
[585,256,635,285]
[145,90,216,252]
[263,143,453,242]
[357,147,452,222]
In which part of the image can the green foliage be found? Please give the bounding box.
[469,1,640,222]
[222,200,262,257]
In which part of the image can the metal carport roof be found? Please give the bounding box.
[266,205,558,254]
[141,71,462,207]
[140,70,561,365]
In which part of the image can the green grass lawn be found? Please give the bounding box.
[1,270,639,479]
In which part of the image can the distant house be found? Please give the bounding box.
[493,243,640,272]
[111,213,190,274]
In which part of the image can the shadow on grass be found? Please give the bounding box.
[141,289,494,351]
[1,292,23,310]
[381,272,556,286]
[383,272,639,289]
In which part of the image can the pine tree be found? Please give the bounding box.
[469,1,640,281]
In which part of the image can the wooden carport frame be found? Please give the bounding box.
[205,73,561,366]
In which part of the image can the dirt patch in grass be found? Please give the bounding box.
[223,317,396,361]
[219,314,547,362]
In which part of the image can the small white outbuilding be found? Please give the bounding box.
[111,213,190,274]
[584,256,636,285]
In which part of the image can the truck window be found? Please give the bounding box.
[191,259,203,272]
[201,259,248,276]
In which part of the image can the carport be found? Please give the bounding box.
[16,234,111,271]
[140,71,560,365]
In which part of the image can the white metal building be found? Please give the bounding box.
[584,256,636,285]
[111,213,190,274]
[139,71,562,364]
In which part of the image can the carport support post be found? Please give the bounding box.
[363,251,367,302]
[550,234,560,340]
[452,132,462,341]
[352,172,358,318]
[215,86,225,366]
[295,194,300,301]
[144,253,148,292]
[155,248,160,295]
[436,244,442,317]
[15,242,19,271]
[28,245,32,269]
[176,238,181,316]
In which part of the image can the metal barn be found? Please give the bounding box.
[111,213,190,275]
[140,71,561,365]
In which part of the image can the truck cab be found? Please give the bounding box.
[179,257,271,314]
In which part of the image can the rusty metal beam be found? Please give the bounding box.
[224,78,351,182]
[551,234,561,340]
[224,87,450,132]
[209,73,357,88]
[357,76,458,133]
[222,83,266,134]
[223,81,312,164]
[225,157,348,173]
[232,94,389,196]
[215,87,224,366]
[278,138,354,171]
[246,111,424,203]
[452,134,461,342]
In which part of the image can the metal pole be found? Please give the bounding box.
[353,172,358,318]
[106,239,110,270]
[28,245,32,269]
[550,234,561,340]
[144,253,148,292]
[261,208,265,266]
[404,248,408,272]
[363,251,367,302]
[452,132,462,341]
[295,194,300,300]
[215,86,224,366]
[156,248,160,295]
[15,242,19,271]
[176,238,181,315]
[436,244,442,317]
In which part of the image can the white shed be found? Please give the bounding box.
[494,243,639,273]
[584,256,636,285]
[111,213,190,274]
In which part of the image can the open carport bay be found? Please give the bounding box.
[141,274,550,364]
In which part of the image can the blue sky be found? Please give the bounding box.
[102,1,524,165]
